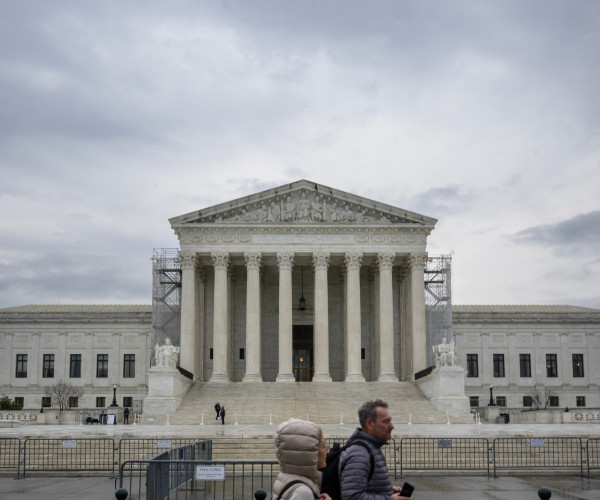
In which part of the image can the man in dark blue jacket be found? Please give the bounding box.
[339,400,410,500]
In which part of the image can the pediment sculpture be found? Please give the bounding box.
[433,337,456,367]
[153,338,180,369]
[210,191,397,224]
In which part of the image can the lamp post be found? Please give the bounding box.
[110,384,118,407]
[489,385,495,406]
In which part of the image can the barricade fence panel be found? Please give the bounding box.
[326,436,398,478]
[118,437,212,470]
[492,437,583,477]
[120,459,279,500]
[399,438,490,476]
[0,438,21,476]
[586,438,600,477]
[22,438,115,477]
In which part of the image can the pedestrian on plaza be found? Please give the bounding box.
[220,405,226,425]
[123,407,129,424]
[215,401,221,420]
[339,399,410,500]
[272,419,331,499]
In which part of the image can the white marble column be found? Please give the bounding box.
[312,252,332,382]
[377,252,398,382]
[179,251,197,377]
[409,252,428,375]
[243,252,262,382]
[397,264,411,380]
[210,252,230,382]
[345,252,365,382]
[194,263,205,380]
[276,252,295,382]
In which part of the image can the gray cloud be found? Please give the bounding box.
[514,211,600,250]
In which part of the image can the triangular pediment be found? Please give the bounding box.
[169,180,436,227]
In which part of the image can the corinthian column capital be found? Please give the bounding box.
[244,252,262,270]
[211,252,230,270]
[377,252,395,271]
[344,252,363,270]
[408,252,428,269]
[277,252,295,271]
[312,252,330,270]
[179,251,197,270]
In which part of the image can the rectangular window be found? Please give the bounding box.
[466,354,478,377]
[361,348,365,360]
[209,348,213,360]
[519,354,531,377]
[14,397,24,409]
[469,396,479,407]
[576,396,586,407]
[123,397,133,408]
[549,396,559,407]
[43,354,55,378]
[496,396,507,407]
[96,354,108,378]
[96,397,105,408]
[123,354,135,378]
[523,396,533,407]
[16,354,28,378]
[68,397,79,408]
[70,354,81,378]
[239,348,245,360]
[572,354,584,377]
[493,354,505,377]
[546,354,558,377]
[42,396,51,408]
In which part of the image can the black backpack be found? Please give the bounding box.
[320,441,374,500]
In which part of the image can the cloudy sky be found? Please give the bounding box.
[1,1,599,309]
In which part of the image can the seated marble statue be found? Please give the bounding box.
[154,338,180,368]
[433,337,456,367]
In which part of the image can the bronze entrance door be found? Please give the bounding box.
[293,325,313,382]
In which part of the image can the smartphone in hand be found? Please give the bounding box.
[399,481,414,497]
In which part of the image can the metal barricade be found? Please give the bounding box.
[325,437,398,478]
[119,458,278,500]
[22,437,116,477]
[586,438,600,477]
[492,437,583,477]
[0,437,21,477]
[118,437,211,470]
[399,437,490,477]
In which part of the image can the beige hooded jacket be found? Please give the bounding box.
[272,419,322,500]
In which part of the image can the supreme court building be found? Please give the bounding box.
[170,179,434,384]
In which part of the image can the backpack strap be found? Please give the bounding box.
[340,441,375,482]
[278,479,318,499]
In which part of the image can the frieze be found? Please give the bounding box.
[176,228,429,246]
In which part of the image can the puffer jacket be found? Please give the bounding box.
[272,419,322,500]
[339,428,394,500]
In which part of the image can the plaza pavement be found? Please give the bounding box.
[2,421,600,439]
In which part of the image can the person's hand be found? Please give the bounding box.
[318,494,331,500]
[391,494,411,500]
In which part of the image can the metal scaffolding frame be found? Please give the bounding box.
[425,254,453,366]
[151,248,181,366]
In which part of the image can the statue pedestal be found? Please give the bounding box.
[142,368,192,418]
[415,365,471,417]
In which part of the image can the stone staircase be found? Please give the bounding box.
[170,381,471,427]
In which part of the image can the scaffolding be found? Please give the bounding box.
[425,254,453,367]
[151,248,181,367]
